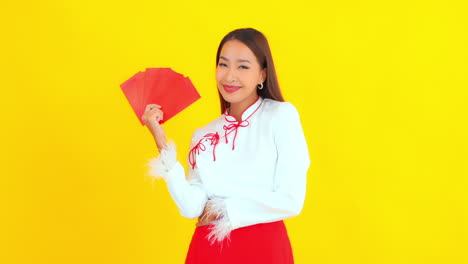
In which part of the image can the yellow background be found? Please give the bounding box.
[2,0,467,263]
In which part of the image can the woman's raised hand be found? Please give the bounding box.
[142,104,168,151]
[142,104,163,127]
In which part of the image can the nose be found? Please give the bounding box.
[226,67,237,83]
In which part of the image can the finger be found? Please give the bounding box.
[149,107,162,113]
[145,104,162,111]
[146,108,162,116]
[153,110,164,118]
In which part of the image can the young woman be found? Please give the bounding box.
[142,28,310,263]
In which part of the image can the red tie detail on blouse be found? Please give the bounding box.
[189,132,220,169]
[188,98,263,169]
[223,117,250,150]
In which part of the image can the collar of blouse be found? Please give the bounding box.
[189,96,264,169]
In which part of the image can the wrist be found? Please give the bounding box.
[148,122,162,133]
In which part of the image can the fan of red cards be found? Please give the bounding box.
[120,68,201,125]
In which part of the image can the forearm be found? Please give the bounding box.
[224,189,305,229]
[147,140,208,219]
[165,165,209,219]
[200,188,305,245]
[149,124,168,151]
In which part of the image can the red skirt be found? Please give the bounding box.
[185,220,294,264]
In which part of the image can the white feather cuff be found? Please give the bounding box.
[205,197,233,245]
[146,140,177,181]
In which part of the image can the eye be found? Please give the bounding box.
[218,63,227,67]
[239,65,250,69]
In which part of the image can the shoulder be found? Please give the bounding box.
[262,98,300,118]
[262,99,304,138]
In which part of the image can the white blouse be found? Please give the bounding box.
[147,96,310,244]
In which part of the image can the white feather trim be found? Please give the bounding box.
[146,140,177,181]
[205,197,233,245]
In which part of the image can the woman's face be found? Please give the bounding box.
[216,40,266,107]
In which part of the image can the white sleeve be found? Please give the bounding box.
[146,133,208,219]
[206,102,310,243]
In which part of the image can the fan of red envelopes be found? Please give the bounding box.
[120,68,201,125]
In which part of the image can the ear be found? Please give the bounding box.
[259,68,267,84]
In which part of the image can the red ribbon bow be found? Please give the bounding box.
[223,116,250,150]
[188,132,220,169]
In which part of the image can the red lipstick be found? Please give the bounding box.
[223,85,241,93]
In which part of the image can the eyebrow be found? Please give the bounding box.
[219,56,251,64]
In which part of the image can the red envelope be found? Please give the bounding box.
[120,71,145,123]
[120,68,201,125]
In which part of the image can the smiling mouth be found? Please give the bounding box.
[223,85,241,93]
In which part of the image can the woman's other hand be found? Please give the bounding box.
[196,202,219,227]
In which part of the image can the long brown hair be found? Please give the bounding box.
[215,28,284,114]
